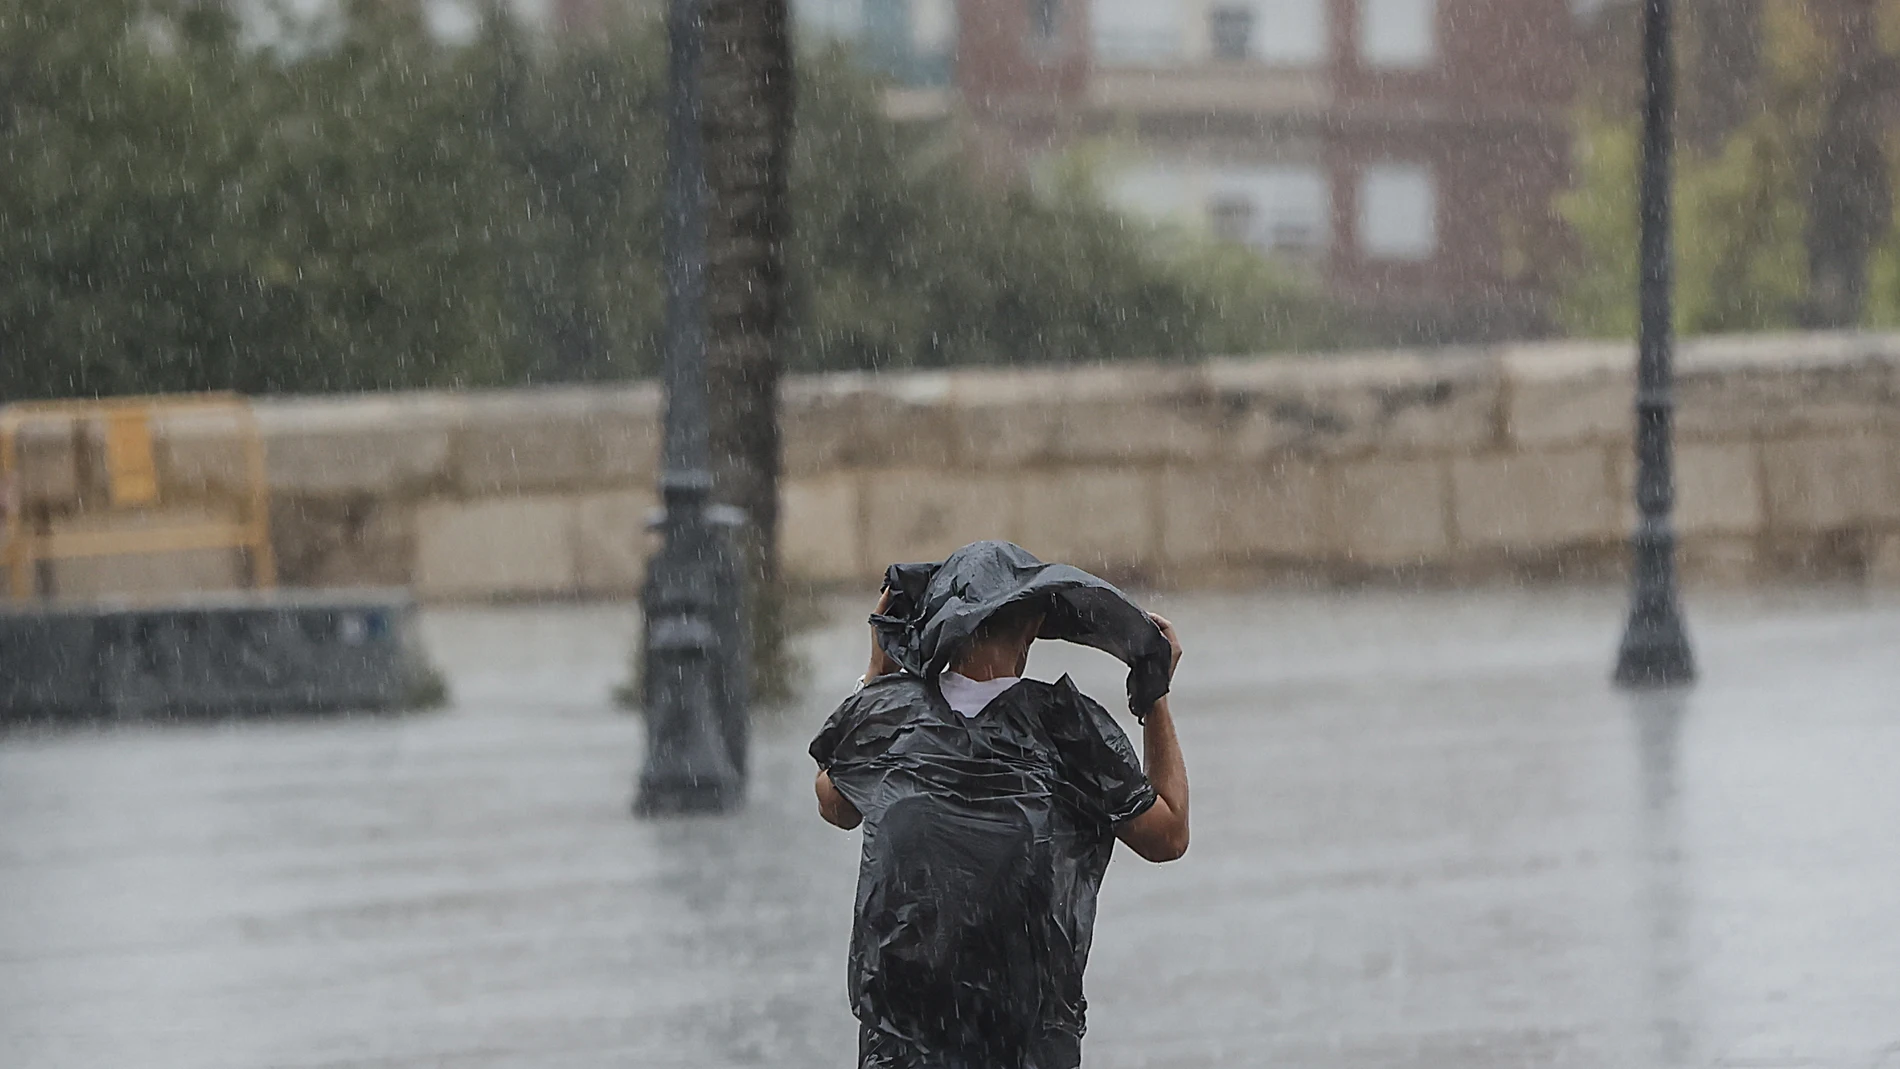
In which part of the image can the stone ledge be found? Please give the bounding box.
[859,469,1022,568]
[454,388,662,495]
[782,383,959,476]
[1496,332,1900,447]
[413,495,579,600]
[780,475,862,582]
[1760,433,1899,531]
[573,489,656,596]
[1679,367,1899,443]
[1014,466,1158,575]
[154,408,257,500]
[1158,460,1329,566]
[1870,532,1900,584]
[81,329,1900,595]
[1208,349,1503,459]
[1451,448,1620,551]
[455,390,598,495]
[260,393,464,496]
[1499,339,1634,448]
[1325,456,1452,567]
[272,496,415,588]
[8,421,81,502]
[1620,441,1765,537]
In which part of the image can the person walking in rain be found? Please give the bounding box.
[811,540,1191,1069]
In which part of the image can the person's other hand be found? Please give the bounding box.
[1149,612,1182,680]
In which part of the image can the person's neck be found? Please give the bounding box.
[951,646,1024,682]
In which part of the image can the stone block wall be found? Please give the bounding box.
[19,331,1900,600]
[259,389,661,600]
[764,331,1900,589]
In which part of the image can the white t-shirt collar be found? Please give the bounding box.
[938,671,1021,718]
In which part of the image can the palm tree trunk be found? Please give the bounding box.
[1688,0,1759,152]
[702,0,794,698]
[1803,0,1892,329]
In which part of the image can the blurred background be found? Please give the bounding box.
[4,0,1900,1066]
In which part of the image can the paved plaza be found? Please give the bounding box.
[3,587,1899,1068]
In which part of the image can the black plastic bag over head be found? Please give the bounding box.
[870,540,1171,718]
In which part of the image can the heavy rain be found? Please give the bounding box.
[3,0,1899,1067]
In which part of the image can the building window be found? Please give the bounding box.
[1208,5,1254,62]
[1361,0,1435,67]
[1105,161,1329,258]
[1358,163,1436,261]
[1249,0,1326,65]
[1093,0,1183,63]
[1267,217,1323,255]
[1105,164,1194,224]
[793,0,864,40]
[1029,0,1061,45]
[912,0,955,52]
[1203,166,1330,255]
[1208,196,1257,244]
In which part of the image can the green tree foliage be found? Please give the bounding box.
[0,0,537,396]
[0,3,1339,401]
[792,73,1352,369]
[1559,0,1900,337]
[1558,106,1809,336]
[792,63,1302,369]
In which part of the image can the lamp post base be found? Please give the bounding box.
[635,775,742,817]
[632,478,748,819]
[1614,603,1696,688]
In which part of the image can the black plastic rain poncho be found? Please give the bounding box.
[870,540,1172,721]
[810,541,1171,1069]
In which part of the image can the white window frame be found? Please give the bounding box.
[1091,0,1184,64]
[1360,0,1436,68]
[1248,0,1327,65]
[1358,163,1436,262]
[911,0,955,52]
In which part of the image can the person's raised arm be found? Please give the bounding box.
[816,584,895,831]
[1116,614,1189,863]
[864,585,898,683]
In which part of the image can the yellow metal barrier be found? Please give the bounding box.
[0,393,276,599]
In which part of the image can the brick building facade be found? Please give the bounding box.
[880,0,1580,339]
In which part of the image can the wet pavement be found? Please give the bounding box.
[3,587,1899,1068]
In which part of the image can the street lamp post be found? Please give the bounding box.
[635,0,747,814]
[1615,0,1696,688]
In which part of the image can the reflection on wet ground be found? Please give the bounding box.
[4,587,1899,1068]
